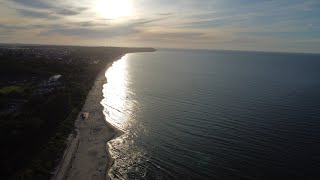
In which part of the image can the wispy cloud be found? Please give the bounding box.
[55,7,87,16]
[39,26,140,38]
[37,18,166,39]
[16,9,59,19]
[12,0,53,9]
[0,0,319,53]
[10,0,87,18]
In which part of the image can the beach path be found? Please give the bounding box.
[54,66,117,180]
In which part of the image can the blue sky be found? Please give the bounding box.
[0,0,319,53]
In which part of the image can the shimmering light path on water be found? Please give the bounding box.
[102,50,320,179]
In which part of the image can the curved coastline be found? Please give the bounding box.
[53,56,124,180]
[53,49,156,180]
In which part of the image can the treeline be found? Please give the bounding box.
[0,93,73,178]
[0,46,139,179]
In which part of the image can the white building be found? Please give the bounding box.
[33,74,64,95]
[49,74,62,82]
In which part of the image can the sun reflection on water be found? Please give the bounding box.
[101,55,148,179]
[102,55,130,130]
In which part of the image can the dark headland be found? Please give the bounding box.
[0,44,155,179]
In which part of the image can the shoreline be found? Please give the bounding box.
[53,56,124,180]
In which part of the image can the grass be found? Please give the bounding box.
[0,86,25,94]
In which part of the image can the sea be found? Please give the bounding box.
[101,49,320,180]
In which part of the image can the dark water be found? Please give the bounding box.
[102,50,320,180]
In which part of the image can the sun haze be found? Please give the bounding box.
[0,0,319,53]
[94,0,133,19]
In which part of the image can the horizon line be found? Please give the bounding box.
[1,42,319,55]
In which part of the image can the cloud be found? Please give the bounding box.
[141,32,205,40]
[157,13,174,16]
[39,27,140,39]
[55,7,87,16]
[12,0,53,9]
[0,0,319,53]
[37,17,169,38]
[11,0,87,18]
[16,9,59,19]
[129,18,168,26]
[0,24,30,31]
[76,21,110,27]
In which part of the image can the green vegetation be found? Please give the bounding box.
[0,86,25,95]
[0,46,155,179]
[0,93,75,179]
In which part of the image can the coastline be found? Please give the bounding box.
[53,57,123,180]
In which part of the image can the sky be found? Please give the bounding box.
[0,0,319,53]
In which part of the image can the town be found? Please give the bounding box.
[0,46,107,116]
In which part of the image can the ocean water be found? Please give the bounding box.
[101,49,320,180]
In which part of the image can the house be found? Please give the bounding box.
[49,74,62,82]
[33,75,65,95]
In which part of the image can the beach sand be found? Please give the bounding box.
[53,62,122,180]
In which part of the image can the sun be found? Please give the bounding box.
[95,0,133,19]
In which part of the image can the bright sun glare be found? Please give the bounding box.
[95,0,133,19]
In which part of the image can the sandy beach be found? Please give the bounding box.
[53,62,122,180]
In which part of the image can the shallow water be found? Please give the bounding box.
[102,50,320,179]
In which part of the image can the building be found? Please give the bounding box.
[49,74,62,82]
[33,74,64,95]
